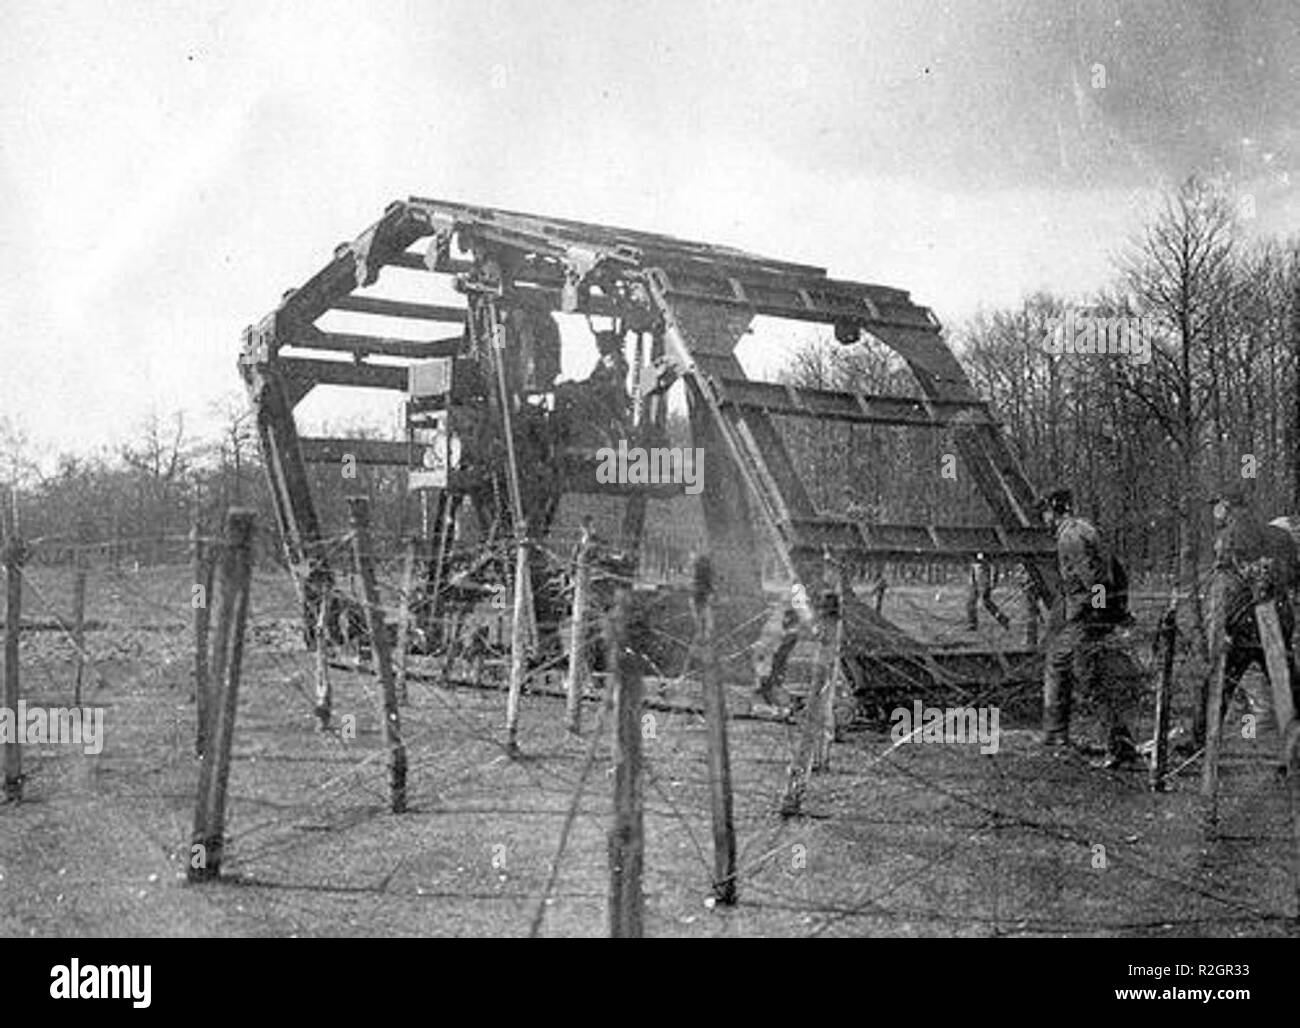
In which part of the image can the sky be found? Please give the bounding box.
[3,0,1299,463]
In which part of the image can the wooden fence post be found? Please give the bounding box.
[694,557,736,905]
[1149,598,1178,792]
[3,537,24,802]
[314,598,331,730]
[1255,598,1296,752]
[1286,722,1300,918]
[191,518,217,758]
[189,509,255,880]
[506,522,530,757]
[813,555,844,772]
[394,535,419,707]
[72,552,88,708]
[348,497,408,814]
[1202,575,1228,825]
[606,588,644,937]
[564,523,591,734]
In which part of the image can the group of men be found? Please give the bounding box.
[1036,484,1300,768]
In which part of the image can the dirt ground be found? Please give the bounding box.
[2,564,1297,938]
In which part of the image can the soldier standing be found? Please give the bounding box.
[966,552,1011,631]
[1039,487,1139,767]
[1193,487,1300,751]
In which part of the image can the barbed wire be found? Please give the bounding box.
[3,545,1295,938]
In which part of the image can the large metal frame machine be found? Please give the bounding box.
[239,197,1061,694]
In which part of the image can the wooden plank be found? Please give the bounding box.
[331,294,467,322]
[1255,599,1296,753]
[718,378,987,428]
[299,437,412,467]
[188,509,255,880]
[287,328,463,360]
[278,356,409,393]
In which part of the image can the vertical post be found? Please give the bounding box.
[1254,599,1296,750]
[564,523,592,734]
[1286,722,1300,918]
[394,535,419,706]
[814,556,844,771]
[505,523,530,757]
[694,557,736,905]
[3,537,24,802]
[606,589,644,937]
[72,553,88,707]
[188,509,255,880]
[348,497,407,814]
[1024,571,1039,648]
[1149,598,1178,792]
[1202,574,1228,823]
[191,518,216,758]
[314,598,331,730]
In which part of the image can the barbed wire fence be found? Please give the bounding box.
[2,514,1297,937]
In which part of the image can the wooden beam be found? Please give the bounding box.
[331,295,467,322]
[189,510,255,880]
[287,328,463,361]
[299,437,412,467]
[718,378,989,429]
[279,357,408,392]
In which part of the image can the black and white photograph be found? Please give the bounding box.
[2,0,1299,970]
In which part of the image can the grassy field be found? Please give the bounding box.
[1,563,1297,937]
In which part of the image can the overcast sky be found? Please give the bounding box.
[3,0,1298,459]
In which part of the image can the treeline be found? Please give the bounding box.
[0,408,414,566]
[777,175,1300,640]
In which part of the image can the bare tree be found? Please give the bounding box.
[120,411,193,563]
[1117,174,1240,657]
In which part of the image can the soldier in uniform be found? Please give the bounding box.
[1039,487,1140,767]
[966,552,1011,631]
[1193,487,1300,751]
